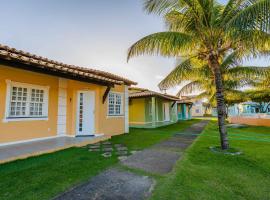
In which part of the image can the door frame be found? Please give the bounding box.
[76,90,95,136]
[163,102,170,122]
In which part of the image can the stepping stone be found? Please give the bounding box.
[116,151,128,156]
[102,144,113,148]
[102,152,112,158]
[102,147,113,152]
[114,144,124,147]
[102,141,111,145]
[54,169,154,200]
[88,145,100,149]
[116,146,128,151]
[88,148,100,152]
[118,156,128,161]
[131,150,139,155]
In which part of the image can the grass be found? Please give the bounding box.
[0,119,199,200]
[111,119,200,150]
[150,121,270,200]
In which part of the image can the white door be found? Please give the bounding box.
[76,91,95,136]
[163,103,170,121]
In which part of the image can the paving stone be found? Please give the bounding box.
[116,151,128,156]
[54,168,154,200]
[121,149,181,175]
[116,146,128,151]
[153,140,190,150]
[114,144,124,148]
[131,150,139,155]
[102,147,114,152]
[88,145,100,149]
[122,121,209,175]
[102,152,112,158]
[118,156,128,161]
[88,148,100,152]
[102,141,112,145]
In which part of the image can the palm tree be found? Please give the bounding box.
[175,52,267,108]
[127,0,270,150]
[244,71,270,112]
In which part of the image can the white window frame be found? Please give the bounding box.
[4,80,49,122]
[107,92,124,117]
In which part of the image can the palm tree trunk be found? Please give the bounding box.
[209,55,229,150]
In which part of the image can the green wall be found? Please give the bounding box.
[140,97,178,123]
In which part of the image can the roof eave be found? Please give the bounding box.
[0,58,119,87]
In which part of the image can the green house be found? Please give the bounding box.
[177,101,193,120]
[129,88,179,128]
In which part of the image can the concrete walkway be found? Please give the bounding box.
[54,121,208,200]
[121,120,209,175]
[0,135,109,164]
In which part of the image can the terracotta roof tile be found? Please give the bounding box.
[0,44,137,86]
[129,87,179,101]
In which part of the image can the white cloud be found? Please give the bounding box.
[155,75,164,80]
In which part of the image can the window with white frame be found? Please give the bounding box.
[108,92,123,116]
[6,81,49,119]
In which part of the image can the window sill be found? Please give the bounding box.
[107,115,125,118]
[3,117,49,123]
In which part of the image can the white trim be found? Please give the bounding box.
[163,102,170,122]
[57,78,67,136]
[0,135,62,147]
[124,86,129,133]
[3,117,48,123]
[107,91,124,116]
[107,115,125,119]
[4,79,50,122]
[4,80,12,120]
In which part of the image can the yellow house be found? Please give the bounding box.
[129,87,179,128]
[0,44,136,145]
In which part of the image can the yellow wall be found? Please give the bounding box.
[0,65,58,143]
[0,65,126,144]
[66,80,125,137]
[129,98,145,124]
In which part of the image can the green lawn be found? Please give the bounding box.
[0,119,199,200]
[151,121,270,200]
[111,119,200,150]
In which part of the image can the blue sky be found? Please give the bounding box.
[0,0,268,94]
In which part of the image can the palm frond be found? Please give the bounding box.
[158,58,194,90]
[226,66,269,80]
[220,51,241,70]
[144,0,179,15]
[158,57,208,90]
[127,32,194,61]
[176,81,203,96]
[226,0,270,32]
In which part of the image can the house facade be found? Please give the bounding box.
[177,101,192,120]
[0,44,136,145]
[180,95,210,117]
[212,102,270,117]
[129,88,179,128]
